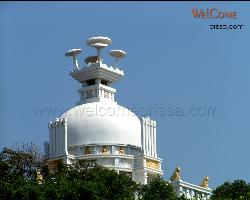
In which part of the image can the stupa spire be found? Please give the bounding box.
[64,36,126,105]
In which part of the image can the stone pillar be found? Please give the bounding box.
[52,122,56,157]
[148,122,151,156]
[143,118,146,153]
[148,121,151,156]
[48,122,52,158]
[141,118,145,152]
[145,119,148,155]
[147,119,151,156]
[64,119,68,155]
[153,121,157,157]
[56,120,60,156]
[144,172,148,184]
[150,121,154,157]
[152,121,155,157]
[58,121,62,156]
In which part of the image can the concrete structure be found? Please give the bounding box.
[44,35,212,198]
[171,180,212,199]
[44,36,163,184]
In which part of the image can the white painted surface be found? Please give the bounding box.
[46,35,164,186]
[171,180,212,200]
[60,101,142,148]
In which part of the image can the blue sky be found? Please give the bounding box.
[1,2,250,188]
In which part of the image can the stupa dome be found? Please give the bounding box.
[60,101,141,148]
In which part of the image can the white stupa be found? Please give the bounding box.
[44,36,163,184]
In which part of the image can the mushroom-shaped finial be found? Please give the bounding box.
[109,50,126,68]
[86,36,112,46]
[86,36,112,63]
[65,48,82,70]
[90,43,107,63]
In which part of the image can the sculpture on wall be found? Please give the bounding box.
[119,146,124,154]
[200,176,209,189]
[102,146,108,154]
[84,146,91,155]
[170,166,181,181]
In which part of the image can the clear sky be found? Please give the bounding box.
[1,1,250,189]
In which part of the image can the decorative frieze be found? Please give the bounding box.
[146,159,159,170]
[78,84,116,104]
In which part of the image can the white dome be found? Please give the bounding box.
[60,102,142,148]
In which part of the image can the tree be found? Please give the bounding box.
[41,159,138,200]
[211,180,250,200]
[0,144,195,200]
[139,175,176,200]
[0,146,138,200]
[0,143,46,179]
[0,143,46,200]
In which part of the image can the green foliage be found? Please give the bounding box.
[2,145,250,200]
[0,145,45,200]
[139,175,176,200]
[40,159,138,200]
[211,180,250,200]
[0,147,137,200]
